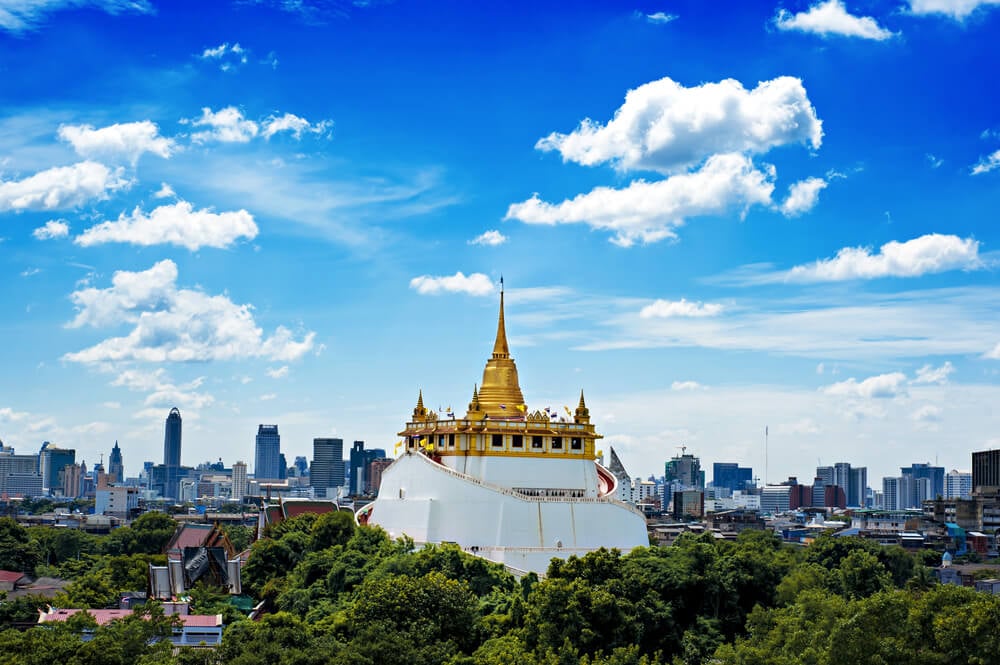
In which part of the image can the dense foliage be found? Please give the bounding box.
[2,511,999,664]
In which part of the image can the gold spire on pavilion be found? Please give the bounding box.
[477,280,525,417]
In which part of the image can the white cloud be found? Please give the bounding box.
[154,183,176,199]
[823,372,908,398]
[774,0,895,40]
[58,121,175,165]
[262,113,332,139]
[780,176,828,216]
[671,380,705,391]
[33,219,69,240]
[776,418,821,435]
[535,75,822,175]
[63,260,315,363]
[21,267,41,277]
[911,404,943,422]
[506,152,775,246]
[0,407,29,422]
[0,0,153,34]
[912,361,955,385]
[187,107,260,144]
[410,271,495,296]
[112,368,167,392]
[198,42,248,71]
[816,363,825,374]
[0,161,128,211]
[985,343,1000,360]
[75,200,258,250]
[645,11,677,24]
[907,0,1000,19]
[926,153,943,168]
[102,401,121,409]
[972,148,1000,175]
[469,230,508,246]
[784,234,982,281]
[260,393,277,401]
[267,365,289,379]
[640,298,724,318]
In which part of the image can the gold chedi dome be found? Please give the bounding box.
[476,287,526,417]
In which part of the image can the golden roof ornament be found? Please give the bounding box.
[477,279,526,417]
[412,389,429,422]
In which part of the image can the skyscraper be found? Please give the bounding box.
[712,462,753,496]
[39,443,75,495]
[901,463,944,500]
[232,461,248,500]
[254,425,281,480]
[665,452,704,490]
[163,408,182,499]
[311,438,345,498]
[972,450,1000,494]
[945,469,972,499]
[108,441,124,484]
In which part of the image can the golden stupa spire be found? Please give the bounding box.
[478,278,525,417]
[413,389,428,421]
[575,389,591,424]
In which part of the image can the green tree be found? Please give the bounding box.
[836,549,891,600]
[0,517,41,573]
[310,511,355,551]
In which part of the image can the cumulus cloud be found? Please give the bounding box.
[774,0,895,40]
[911,404,942,422]
[640,298,724,318]
[410,271,494,296]
[912,361,955,385]
[75,200,258,250]
[784,234,982,281]
[671,381,705,391]
[985,343,1000,360]
[63,260,315,363]
[469,230,508,246]
[267,365,289,379]
[187,107,260,144]
[111,368,214,410]
[506,152,775,246]
[0,161,128,211]
[262,113,332,139]
[907,0,1000,19]
[58,121,175,165]
[972,149,1000,175]
[33,219,69,240]
[535,75,822,175]
[0,0,153,34]
[0,407,30,422]
[823,372,908,398]
[154,183,176,199]
[780,177,828,216]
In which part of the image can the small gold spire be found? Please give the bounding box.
[578,390,586,410]
[413,389,428,421]
[575,389,591,424]
[492,282,510,360]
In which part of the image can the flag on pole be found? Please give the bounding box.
[564,405,572,417]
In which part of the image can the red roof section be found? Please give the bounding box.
[0,570,26,584]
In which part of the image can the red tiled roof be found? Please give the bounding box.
[179,614,223,627]
[0,570,26,584]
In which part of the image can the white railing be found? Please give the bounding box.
[409,450,646,519]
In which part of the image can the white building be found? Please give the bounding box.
[362,290,649,575]
[945,470,972,500]
[95,486,139,518]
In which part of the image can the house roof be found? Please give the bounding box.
[38,608,223,627]
[0,570,26,584]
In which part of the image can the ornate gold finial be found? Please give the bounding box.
[478,283,525,417]
[413,389,428,421]
[575,389,591,424]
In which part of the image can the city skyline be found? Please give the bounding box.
[0,1,998,483]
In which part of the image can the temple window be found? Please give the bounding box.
[552,437,562,450]
[512,435,523,448]
[532,435,543,449]
[492,434,504,448]
[571,437,582,450]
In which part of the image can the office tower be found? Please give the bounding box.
[945,470,972,499]
[815,466,835,486]
[39,444,76,495]
[254,425,282,481]
[712,462,753,496]
[108,441,124,484]
[901,463,944,500]
[232,461,248,500]
[0,446,42,497]
[294,456,309,477]
[665,451,704,490]
[849,467,867,508]
[311,438,345,498]
[972,450,1000,494]
[883,477,900,511]
[811,478,826,507]
[163,408,182,499]
[349,441,367,495]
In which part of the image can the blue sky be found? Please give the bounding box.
[0,0,998,487]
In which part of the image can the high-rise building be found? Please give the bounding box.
[39,443,75,495]
[848,467,867,508]
[231,461,248,500]
[108,441,124,484]
[311,438,345,498]
[883,476,900,511]
[278,453,288,480]
[665,452,704,490]
[367,458,393,495]
[0,446,41,497]
[972,450,1000,494]
[815,466,835,486]
[945,470,972,499]
[901,463,944,500]
[712,462,753,496]
[294,456,309,477]
[163,408,182,499]
[254,425,282,481]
